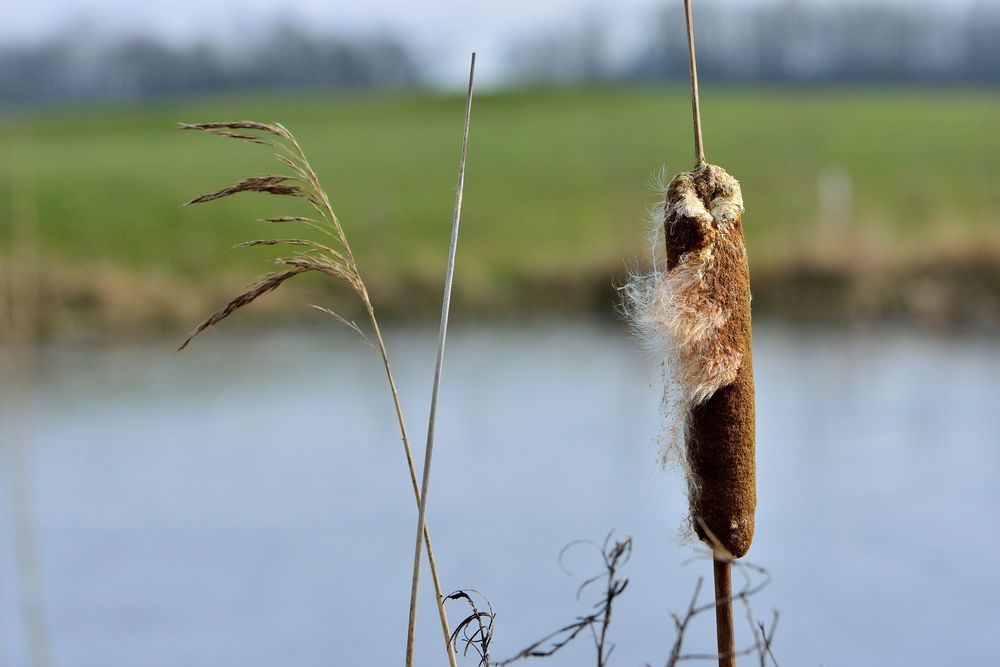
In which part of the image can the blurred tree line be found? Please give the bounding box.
[2,1,998,106]
[0,26,420,106]
[514,0,1000,86]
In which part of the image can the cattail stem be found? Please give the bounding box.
[405,52,476,667]
[683,0,705,166]
[712,558,735,667]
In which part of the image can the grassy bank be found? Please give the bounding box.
[2,86,999,335]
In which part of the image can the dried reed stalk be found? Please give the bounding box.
[2,175,52,667]
[176,120,459,667]
[405,52,476,667]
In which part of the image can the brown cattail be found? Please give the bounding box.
[663,162,755,558]
[624,161,756,559]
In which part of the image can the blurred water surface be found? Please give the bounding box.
[1,320,998,666]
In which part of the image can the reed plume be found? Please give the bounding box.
[176,120,459,667]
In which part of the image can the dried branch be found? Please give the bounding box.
[498,533,632,667]
[441,536,780,667]
[446,590,495,667]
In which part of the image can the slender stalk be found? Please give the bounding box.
[306,141,461,667]
[4,176,51,667]
[364,302,458,667]
[712,558,735,667]
[285,124,462,667]
[405,52,476,667]
[683,0,706,166]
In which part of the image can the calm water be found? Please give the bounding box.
[1,320,999,666]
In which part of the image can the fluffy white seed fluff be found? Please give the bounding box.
[622,167,745,471]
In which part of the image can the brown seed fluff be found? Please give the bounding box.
[664,163,756,558]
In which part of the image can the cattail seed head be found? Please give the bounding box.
[665,163,755,558]
[625,162,756,558]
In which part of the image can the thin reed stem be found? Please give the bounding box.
[365,303,459,667]
[310,106,461,667]
[683,0,706,166]
[713,558,735,667]
[405,52,476,667]
[4,177,52,667]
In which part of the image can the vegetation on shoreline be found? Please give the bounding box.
[2,86,999,336]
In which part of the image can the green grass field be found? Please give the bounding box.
[2,86,999,330]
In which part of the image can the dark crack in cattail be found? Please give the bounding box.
[625,162,755,558]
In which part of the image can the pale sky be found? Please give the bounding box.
[0,0,981,87]
[1,0,661,86]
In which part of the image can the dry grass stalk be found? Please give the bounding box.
[1,176,52,667]
[405,51,476,667]
[177,119,459,667]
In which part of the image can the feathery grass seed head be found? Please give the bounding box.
[176,120,368,348]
